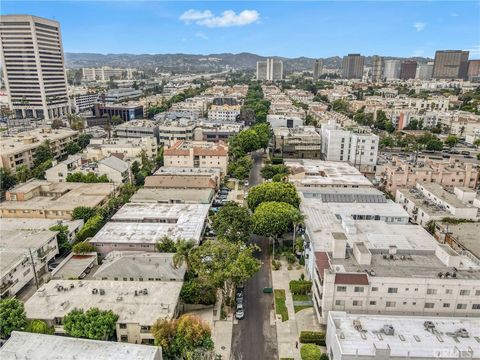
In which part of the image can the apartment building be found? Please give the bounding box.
[93,102,144,122]
[342,54,364,79]
[285,89,314,103]
[416,62,434,80]
[0,180,114,219]
[0,128,78,172]
[313,59,323,81]
[267,115,304,129]
[207,104,241,122]
[85,137,158,163]
[82,67,137,81]
[273,126,321,159]
[114,119,160,144]
[434,222,480,260]
[163,140,228,175]
[89,203,209,254]
[370,55,384,82]
[383,60,401,80]
[0,332,162,360]
[433,50,469,80]
[131,188,214,204]
[301,195,480,325]
[382,157,479,195]
[71,92,99,113]
[256,59,284,81]
[321,122,379,171]
[286,159,373,188]
[144,167,221,190]
[326,312,480,360]
[0,15,70,120]
[24,280,182,344]
[45,154,131,184]
[399,60,417,80]
[102,88,142,103]
[396,183,478,226]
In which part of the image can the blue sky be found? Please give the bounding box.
[2,1,479,58]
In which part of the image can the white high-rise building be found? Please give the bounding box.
[0,15,70,120]
[416,62,434,80]
[383,59,402,80]
[256,58,283,81]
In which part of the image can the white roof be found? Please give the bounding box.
[328,312,480,359]
[0,331,161,360]
[25,280,182,326]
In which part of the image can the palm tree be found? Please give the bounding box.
[291,212,305,253]
[173,239,195,271]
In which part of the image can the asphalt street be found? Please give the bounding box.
[230,151,278,360]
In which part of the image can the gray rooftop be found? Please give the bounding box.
[51,253,97,280]
[99,155,129,173]
[130,188,214,204]
[0,331,161,360]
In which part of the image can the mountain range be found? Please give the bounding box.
[65,52,432,73]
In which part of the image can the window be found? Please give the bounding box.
[460,290,470,296]
[119,323,127,329]
[424,303,434,309]
[387,287,398,294]
[443,303,450,308]
[476,290,480,296]
[427,289,437,295]
[120,336,128,342]
[369,301,376,305]
[386,301,396,308]
[336,286,347,292]
[354,287,364,293]
[457,304,467,310]
[335,300,345,306]
[353,300,362,306]
[472,304,480,310]
[446,289,453,295]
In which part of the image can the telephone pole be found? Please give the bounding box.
[28,248,40,290]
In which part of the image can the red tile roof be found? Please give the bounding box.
[334,273,369,285]
[315,251,330,280]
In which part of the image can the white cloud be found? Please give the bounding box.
[414,22,426,32]
[179,9,213,23]
[179,9,259,28]
[195,32,208,40]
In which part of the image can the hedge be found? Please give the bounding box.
[289,280,312,295]
[299,331,326,346]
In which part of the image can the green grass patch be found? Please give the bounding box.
[293,294,310,301]
[274,289,289,322]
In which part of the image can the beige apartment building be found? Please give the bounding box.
[163,140,228,175]
[383,157,479,195]
[0,128,78,172]
[84,137,157,163]
[0,180,115,220]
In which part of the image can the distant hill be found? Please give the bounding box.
[65,52,432,73]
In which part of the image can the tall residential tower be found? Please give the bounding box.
[432,50,469,80]
[0,15,70,120]
[342,54,364,79]
[256,58,283,81]
[313,59,323,81]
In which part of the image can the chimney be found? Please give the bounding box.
[332,232,347,259]
[388,245,397,255]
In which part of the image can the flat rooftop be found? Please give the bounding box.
[0,128,77,155]
[93,252,185,281]
[328,312,480,359]
[0,331,161,360]
[439,222,480,259]
[25,280,182,325]
[298,187,387,203]
[90,203,209,244]
[51,254,97,280]
[153,166,221,176]
[398,188,450,218]
[286,159,372,187]
[418,182,476,209]
[130,188,214,204]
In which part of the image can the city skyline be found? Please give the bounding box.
[1,1,479,59]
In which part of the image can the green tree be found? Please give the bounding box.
[0,168,16,192]
[426,138,444,151]
[300,344,322,360]
[252,201,302,239]
[14,165,31,183]
[0,298,27,338]
[51,118,64,129]
[65,142,81,155]
[72,206,96,221]
[252,122,271,150]
[34,141,53,167]
[233,129,260,154]
[260,164,289,180]
[331,99,349,114]
[66,172,109,183]
[25,319,54,335]
[110,115,123,125]
[50,224,71,254]
[189,239,260,302]
[152,315,214,359]
[63,308,118,340]
[155,235,177,253]
[228,156,253,180]
[445,135,459,148]
[156,146,164,168]
[247,182,300,210]
[180,278,216,305]
[212,202,253,243]
[75,214,104,242]
[72,241,96,254]
[77,134,92,149]
[173,239,195,271]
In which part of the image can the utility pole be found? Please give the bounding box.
[28,248,40,290]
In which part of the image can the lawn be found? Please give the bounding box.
[293,294,313,313]
[274,289,289,321]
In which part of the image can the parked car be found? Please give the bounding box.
[461,151,471,156]
[235,304,245,320]
[48,263,59,272]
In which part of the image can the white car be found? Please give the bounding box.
[235,304,245,320]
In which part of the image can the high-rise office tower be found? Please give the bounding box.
[342,54,364,79]
[371,56,384,82]
[400,61,417,80]
[432,50,469,80]
[313,59,323,81]
[467,60,480,82]
[0,15,70,120]
[383,60,402,80]
[416,63,434,80]
[256,59,283,81]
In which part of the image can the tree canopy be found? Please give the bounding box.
[66,172,109,183]
[252,201,303,239]
[0,298,27,339]
[72,241,96,254]
[212,202,253,243]
[247,181,300,210]
[72,206,96,222]
[25,319,54,335]
[260,164,290,180]
[63,307,118,340]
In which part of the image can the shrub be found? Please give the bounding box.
[299,257,305,266]
[285,252,296,264]
[72,241,96,254]
[180,278,216,305]
[289,280,312,295]
[75,214,104,242]
[299,331,326,346]
[272,260,281,270]
[300,344,321,360]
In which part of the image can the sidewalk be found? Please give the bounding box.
[272,261,321,360]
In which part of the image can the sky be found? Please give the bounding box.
[1,1,479,59]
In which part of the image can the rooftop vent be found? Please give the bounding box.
[424,321,435,332]
[383,325,395,336]
[92,288,98,294]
